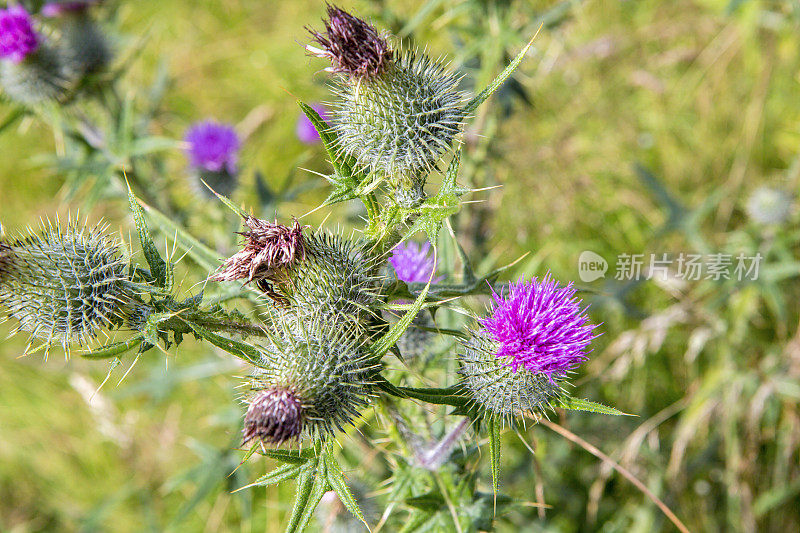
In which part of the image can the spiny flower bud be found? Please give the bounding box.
[331,50,465,188]
[307,5,392,79]
[210,217,305,285]
[242,387,303,445]
[54,8,110,76]
[270,231,383,321]
[459,275,597,420]
[246,313,375,442]
[308,6,465,192]
[746,186,792,226]
[0,7,72,104]
[184,120,241,198]
[0,219,137,354]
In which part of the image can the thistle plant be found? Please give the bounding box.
[0,5,635,532]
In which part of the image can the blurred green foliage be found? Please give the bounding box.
[2,0,800,531]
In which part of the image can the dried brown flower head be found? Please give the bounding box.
[306,4,393,78]
[210,216,305,285]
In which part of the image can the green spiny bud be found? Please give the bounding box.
[458,328,564,423]
[270,231,384,322]
[57,12,111,76]
[0,42,73,104]
[0,218,137,354]
[331,50,466,189]
[246,312,377,443]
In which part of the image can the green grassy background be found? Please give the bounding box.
[2,0,800,531]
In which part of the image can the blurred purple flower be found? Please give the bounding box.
[184,120,240,174]
[480,274,597,380]
[41,1,97,17]
[389,241,442,284]
[0,6,39,63]
[296,104,328,144]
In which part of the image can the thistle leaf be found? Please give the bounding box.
[464,38,534,115]
[555,396,631,416]
[184,321,262,366]
[285,455,328,533]
[80,333,144,360]
[233,463,303,492]
[127,183,169,287]
[489,416,501,504]
[325,449,369,529]
[140,201,220,273]
[370,274,431,359]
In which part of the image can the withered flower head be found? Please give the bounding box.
[306,4,392,78]
[210,216,305,284]
[242,388,304,445]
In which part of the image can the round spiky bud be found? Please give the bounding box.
[54,10,110,76]
[271,231,383,321]
[242,387,304,445]
[0,219,137,354]
[458,275,597,421]
[331,50,465,187]
[184,120,241,199]
[0,6,72,104]
[246,313,375,442]
[746,186,792,226]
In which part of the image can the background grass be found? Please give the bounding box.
[2,0,800,531]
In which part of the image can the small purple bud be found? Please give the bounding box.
[389,241,442,284]
[210,216,305,285]
[296,104,328,145]
[306,5,392,78]
[242,388,304,445]
[0,6,39,64]
[183,120,241,174]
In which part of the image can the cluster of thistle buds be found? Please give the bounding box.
[0,1,109,105]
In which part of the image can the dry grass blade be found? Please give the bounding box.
[539,418,691,533]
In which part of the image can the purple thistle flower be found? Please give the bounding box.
[41,1,98,17]
[306,5,393,78]
[0,6,39,64]
[389,241,442,284]
[296,104,328,144]
[242,388,304,445]
[183,120,240,174]
[479,274,597,380]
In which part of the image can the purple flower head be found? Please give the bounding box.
[41,1,98,17]
[296,104,328,145]
[479,274,597,380]
[242,388,304,445]
[389,241,442,284]
[306,4,393,78]
[0,6,39,64]
[184,120,240,174]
